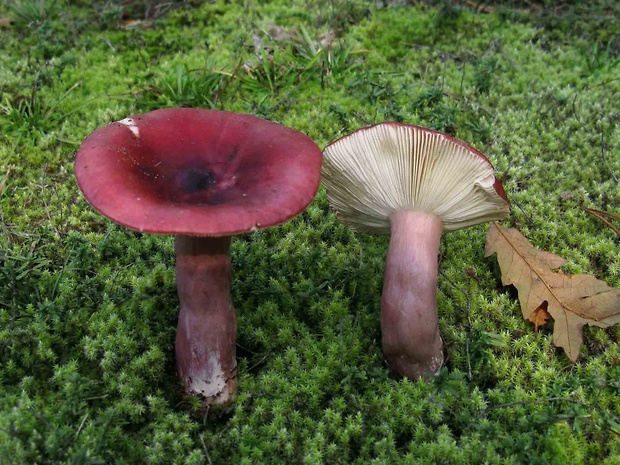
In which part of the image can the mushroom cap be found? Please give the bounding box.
[75,109,323,236]
[322,122,510,234]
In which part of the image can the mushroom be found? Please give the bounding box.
[74,108,323,406]
[321,122,510,380]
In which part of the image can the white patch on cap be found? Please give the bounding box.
[118,117,140,138]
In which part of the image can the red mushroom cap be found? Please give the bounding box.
[75,109,323,236]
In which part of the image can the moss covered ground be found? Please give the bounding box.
[1,0,619,463]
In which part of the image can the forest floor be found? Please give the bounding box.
[1,0,619,463]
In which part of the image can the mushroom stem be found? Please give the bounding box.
[175,235,238,406]
[381,210,444,380]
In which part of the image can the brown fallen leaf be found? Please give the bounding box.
[528,301,551,335]
[121,19,153,29]
[0,17,11,27]
[266,23,297,43]
[485,223,620,362]
[463,0,496,13]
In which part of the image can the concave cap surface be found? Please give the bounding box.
[322,122,510,234]
[75,109,323,236]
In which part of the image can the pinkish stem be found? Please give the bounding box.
[381,210,444,379]
[175,235,237,406]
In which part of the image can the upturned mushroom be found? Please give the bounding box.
[321,122,510,379]
[75,108,323,406]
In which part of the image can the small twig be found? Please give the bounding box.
[440,88,496,119]
[100,37,115,51]
[585,208,620,237]
[416,70,497,119]
[0,166,11,242]
[200,434,213,465]
[242,351,272,375]
[510,198,535,229]
[599,109,619,183]
[29,408,53,428]
[9,314,35,323]
[212,57,245,106]
[83,395,109,401]
[74,413,89,439]
[571,88,618,184]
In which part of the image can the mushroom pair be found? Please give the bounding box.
[75,109,323,405]
[75,110,509,410]
[322,122,510,379]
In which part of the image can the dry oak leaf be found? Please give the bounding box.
[528,301,551,335]
[485,223,620,362]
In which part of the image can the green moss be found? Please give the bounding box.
[1,0,619,463]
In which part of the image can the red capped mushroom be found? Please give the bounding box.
[322,122,510,380]
[75,108,323,406]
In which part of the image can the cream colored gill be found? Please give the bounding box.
[322,123,509,234]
